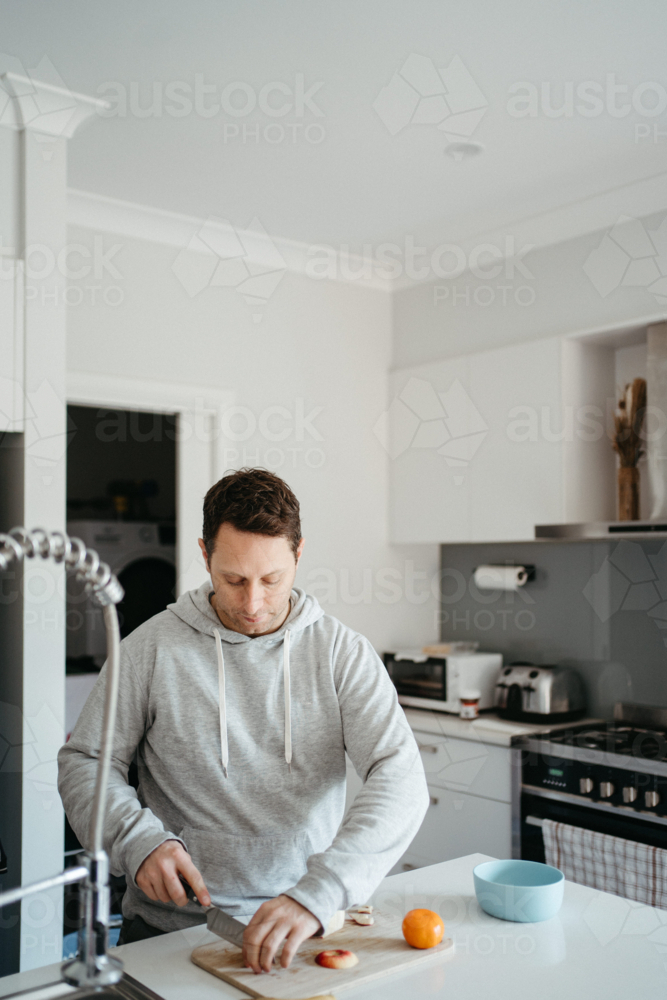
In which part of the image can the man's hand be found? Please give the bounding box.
[242,894,320,973]
[135,840,211,908]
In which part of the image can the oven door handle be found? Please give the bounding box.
[525,815,545,828]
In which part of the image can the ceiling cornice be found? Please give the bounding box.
[67,188,394,292]
[69,169,667,295]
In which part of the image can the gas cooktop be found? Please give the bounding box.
[545,723,667,761]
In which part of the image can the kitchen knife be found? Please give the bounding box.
[206,906,247,949]
[177,876,247,950]
[179,875,344,951]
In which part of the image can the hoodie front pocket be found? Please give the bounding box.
[179,826,311,910]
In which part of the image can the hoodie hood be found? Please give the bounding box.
[167,581,325,777]
[167,580,324,643]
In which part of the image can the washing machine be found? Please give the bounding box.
[66,520,177,667]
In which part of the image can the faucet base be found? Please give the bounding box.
[62,951,124,987]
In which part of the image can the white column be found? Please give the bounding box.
[0,70,107,972]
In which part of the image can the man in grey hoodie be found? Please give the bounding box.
[58,468,429,974]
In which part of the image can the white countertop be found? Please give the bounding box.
[2,853,665,1000]
[402,707,601,747]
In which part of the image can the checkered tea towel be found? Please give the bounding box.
[542,818,667,909]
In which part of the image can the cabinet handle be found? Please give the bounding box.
[402,863,417,872]
[420,745,438,754]
[429,796,439,806]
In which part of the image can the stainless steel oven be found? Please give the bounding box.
[513,705,667,862]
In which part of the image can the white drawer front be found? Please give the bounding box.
[408,785,511,864]
[413,731,512,803]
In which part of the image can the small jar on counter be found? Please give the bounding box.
[459,689,481,720]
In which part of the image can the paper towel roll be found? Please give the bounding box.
[474,564,528,591]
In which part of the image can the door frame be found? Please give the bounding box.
[66,371,234,595]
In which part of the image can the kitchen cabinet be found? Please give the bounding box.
[468,337,563,541]
[414,732,511,803]
[389,784,511,876]
[388,729,512,874]
[387,336,564,542]
[346,729,513,877]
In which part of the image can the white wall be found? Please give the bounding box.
[66,224,440,651]
[392,210,667,369]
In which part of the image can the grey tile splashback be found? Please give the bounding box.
[439,539,667,719]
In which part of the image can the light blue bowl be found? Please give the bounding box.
[473,859,564,923]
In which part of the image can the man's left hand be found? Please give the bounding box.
[242,894,320,973]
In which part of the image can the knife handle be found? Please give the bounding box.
[178,874,201,905]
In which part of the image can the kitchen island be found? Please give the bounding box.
[1,853,665,1000]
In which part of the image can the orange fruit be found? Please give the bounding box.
[402,908,445,949]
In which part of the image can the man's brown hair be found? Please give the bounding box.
[202,468,302,558]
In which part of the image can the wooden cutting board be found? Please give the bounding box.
[191,910,454,999]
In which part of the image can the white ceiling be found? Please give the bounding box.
[3,0,667,253]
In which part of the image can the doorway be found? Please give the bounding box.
[65,404,178,675]
[64,404,178,947]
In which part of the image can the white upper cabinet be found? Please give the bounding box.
[386,353,473,543]
[387,337,565,543]
[468,337,563,541]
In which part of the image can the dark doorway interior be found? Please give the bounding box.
[64,405,178,942]
[67,404,177,523]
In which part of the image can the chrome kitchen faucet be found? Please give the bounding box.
[0,527,125,988]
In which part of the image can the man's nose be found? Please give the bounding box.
[243,583,263,611]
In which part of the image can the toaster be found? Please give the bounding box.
[494,663,586,723]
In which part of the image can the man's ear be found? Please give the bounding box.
[295,537,305,565]
[198,538,211,573]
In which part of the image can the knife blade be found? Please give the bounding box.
[206,906,247,949]
[177,875,248,950]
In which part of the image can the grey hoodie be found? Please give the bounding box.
[58,582,429,933]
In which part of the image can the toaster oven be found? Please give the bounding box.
[383,651,502,714]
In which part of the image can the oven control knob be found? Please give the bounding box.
[622,786,638,804]
[579,777,594,794]
[645,790,660,808]
[599,781,615,799]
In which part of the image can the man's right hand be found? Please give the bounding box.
[135,840,211,908]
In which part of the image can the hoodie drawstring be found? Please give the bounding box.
[284,629,292,772]
[213,627,292,777]
[214,630,229,778]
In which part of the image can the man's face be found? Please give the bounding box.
[198,523,304,636]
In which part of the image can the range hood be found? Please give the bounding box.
[536,520,667,540]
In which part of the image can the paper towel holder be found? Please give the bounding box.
[473,564,536,590]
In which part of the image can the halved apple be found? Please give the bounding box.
[315,949,359,969]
